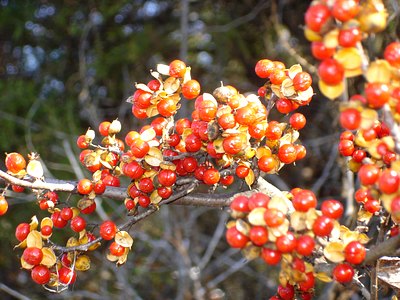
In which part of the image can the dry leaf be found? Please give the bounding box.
[245,169,255,188]
[26,230,43,249]
[41,247,57,267]
[324,242,345,263]
[75,255,91,271]
[318,80,344,100]
[236,219,251,236]
[247,207,267,226]
[156,64,170,75]
[115,231,134,248]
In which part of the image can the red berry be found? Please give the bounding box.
[384,42,400,68]
[58,267,77,285]
[276,231,297,253]
[305,4,332,33]
[31,265,50,285]
[344,241,366,264]
[293,189,317,212]
[15,223,30,242]
[255,59,275,78]
[41,225,52,236]
[296,235,315,256]
[378,169,399,194]
[23,247,43,265]
[203,168,220,185]
[98,121,111,136]
[365,82,390,109]
[182,79,201,100]
[0,196,8,216]
[225,226,249,249]
[249,226,269,246]
[230,195,250,213]
[311,41,335,60]
[332,0,360,22]
[321,199,344,219]
[261,247,282,265]
[5,152,26,174]
[248,193,270,210]
[70,216,86,232]
[77,178,93,195]
[293,72,312,92]
[313,216,334,237]
[109,241,125,257]
[278,144,297,164]
[277,284,295,300]
[338,139,355,156]
[340,108,361,130]
[264,208,286,227]
[169,59,186,78]
[52,211,68,228]
[157,169,177,187]
[358,164,380,186]
[99,220,117,240]
[318,58,344,85]
[60,207,73,221]
[290,113,306,130]
[333,263,354,283]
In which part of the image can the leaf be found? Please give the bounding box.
[236,219,251,236]
[156,64,170,75]
[323,242,345,263]
[245,169,255,188]
[323,29,339,48]
[106,253,119,262]
[144,147,163,167]
[183,66,192,83]
[146,105,159,118]
[30,215,39,231]
[164,77,181,94]
[318,80,344,100]
[288,64,302,79]
[366,59,392,83]
[334,47,362,70]
[268,219,289,239]
[115,231,134,248]
[140,127,156,142]
[247,207,267,226]
[290,211,307,231]
[150,190,162,205]
[159,161,177,171]
[26,230,42,249]
[357,210,373,223]
[241,244,261,261]
[27,160,44,179]
[75,255,91,271]
[268,196,288,215]
[281,78,295,97]
[66,237,79,247]
[41,247,57,267]
[117,248,130,266]
[360,109,378,130]
[315,272,333,283]
[135,83,153,93]
[20,257,34,270]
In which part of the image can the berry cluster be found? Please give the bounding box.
[226,190,368,299]
[305,0,389,99]
[1,59,314,290]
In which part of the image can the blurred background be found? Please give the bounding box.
[0,1,396,299]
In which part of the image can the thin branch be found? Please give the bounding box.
[0,282,31,300]
[364,234,400,265]
[206,1,270,33]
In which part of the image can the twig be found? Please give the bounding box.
[0,282,31,300]
[364,234,400,265]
